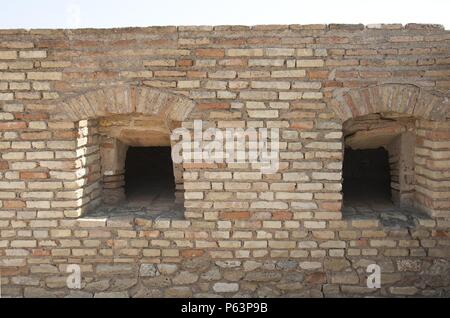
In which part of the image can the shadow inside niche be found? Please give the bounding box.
[342,147,431,228]
[87,147,184,220]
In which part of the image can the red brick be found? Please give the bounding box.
[20,171,49,179]
[319,202,342,211]
[3,200,26,208]
[187,71,207,78]
[197,102,230,110]
[20,131,51,140]
[0,122,27,130]
[177,59,193,67]
[0,160,9,170]
[14,112,49,120]
[307,70,329,79]
[425,131,450,140]
[432,230,448,238]
[291,121,314,130]
[353,238,369,247]
[0,267,28,276]
[272,211,293,220]
[139,230,160,238]
[305,272,327,284]
[219,211,251,220]
[53,131,77,139]
[181,249,205,258]
[32,248,51,256]
[323,81,343,88]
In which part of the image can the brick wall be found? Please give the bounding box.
[0,24,449,297]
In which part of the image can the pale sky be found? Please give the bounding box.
[0,0,449,29]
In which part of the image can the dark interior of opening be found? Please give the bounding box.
[343,147,392,206]
[125,146,176,204]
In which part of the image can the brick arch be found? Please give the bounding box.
[331,83,449,122]
[51,84,196,129]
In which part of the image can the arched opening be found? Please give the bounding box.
[94,114,184,219]
[49,85,196,219]
[341,112,429,225]
[332,83,450,220]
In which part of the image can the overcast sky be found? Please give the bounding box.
[0,0,449,29]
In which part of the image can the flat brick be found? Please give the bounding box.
[196,49,224,57]
[19,51,47,59]
[227,49,264,57]
[0,51,17,59]
[0,122,26,130]
[27,72,62,80]
[0,72,25,80]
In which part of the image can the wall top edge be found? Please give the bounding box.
[0,23,447,36]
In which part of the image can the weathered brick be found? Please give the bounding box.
[227,49,263,57]
[27,72,62,80]
[19,51,47,59]
[0,51,17,59]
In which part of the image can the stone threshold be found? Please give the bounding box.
[342,205,432,229]
[80,203,185,221]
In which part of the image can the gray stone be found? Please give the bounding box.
[341,285,378,295]
[397,259,422,272]
[324,258,350,271]
[244,272,282,282]
[256,286,281,298]
[172,271,199,285]
[423,259,450,275]
[243,261,262,272]
[11,276,40,286]
[389,286,418,296]
[276,282,305,291]
[182,257,210,271]
[331,272,359,285]
[139,264,159,277]
[381,273,402,285]
[281,272,304,283]
[65,291,93,298]
[142,276,172,288]
[194,293,223,298]
[322,284,342,298]
[165,286,192,297]
[84,279,110,292]
[45,276,69,289]
[261,261,277,270]
[223,271,245,281]
[215,260,241,268]
[24,287,65,298]
[157,264,178,275]
[131,285,163,298]
[276,260,298,270]
[200,267,222,281]
[96,264,133,276]
[111,278,138,291]
[94,291,129,298]
[213,282,239,293]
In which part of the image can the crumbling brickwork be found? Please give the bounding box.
[0,24,449,297]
